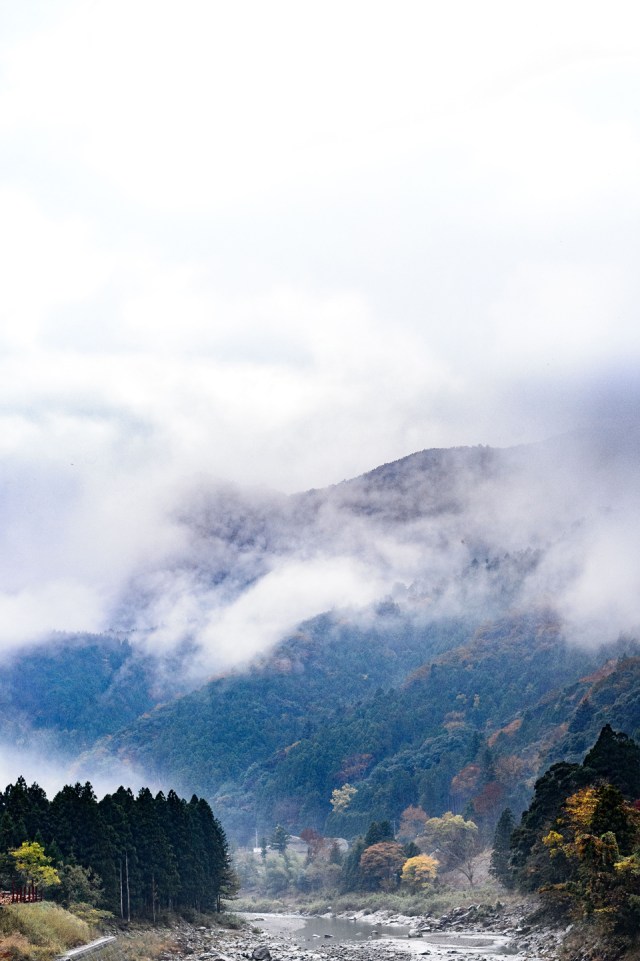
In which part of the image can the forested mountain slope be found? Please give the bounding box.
[0,633,171,750]
[81,610,474,829]
[81,609,639,844]
[1,433,638,846]
[115,430,637,669]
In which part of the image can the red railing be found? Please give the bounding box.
[0,883,42,904]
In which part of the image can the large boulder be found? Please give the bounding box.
[252,947,271,961]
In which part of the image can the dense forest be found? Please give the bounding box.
[80,612,640,845]
[0,778,234,919]
[5,616,640,851]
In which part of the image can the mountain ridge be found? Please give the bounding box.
[1,432,638,845]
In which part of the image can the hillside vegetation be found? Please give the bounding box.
[78,610,638,845]
[500,725,640,953]
[0,902,91,961]
[0,437,638,858]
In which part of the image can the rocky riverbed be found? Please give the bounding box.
[158,902,571,961]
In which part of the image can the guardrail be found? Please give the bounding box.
[60,937,118,961]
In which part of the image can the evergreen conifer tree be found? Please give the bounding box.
[489,808,515,888]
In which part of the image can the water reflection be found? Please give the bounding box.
[242,913,513,956]
[242,913,409,944]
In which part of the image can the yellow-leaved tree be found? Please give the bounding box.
[401,854,439,891]
[11,841,61,889]
[417,811,481,886]
[330,784,357,813]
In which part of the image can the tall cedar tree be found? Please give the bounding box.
[0,778,232,920]
[490,808,516,888]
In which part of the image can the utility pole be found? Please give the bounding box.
[125,851,131,923]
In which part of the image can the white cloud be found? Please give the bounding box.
[0,580,104,650]
[0,1,637,661]
[0,740,162,801]
[192,555,387,671]
[487,261,631,375]
[0,188,112,347]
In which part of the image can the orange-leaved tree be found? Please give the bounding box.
[359,842,406,890]
[397,805,428,841]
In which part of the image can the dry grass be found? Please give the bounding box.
[115,927,175,961]
[0,931,34,961]
[0,902,92,961]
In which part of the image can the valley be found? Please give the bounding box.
[1,435,639,956]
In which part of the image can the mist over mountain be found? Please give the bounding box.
[80,606,639,844]
[106,424,640,677]
[1,6,639,911]
[1,429,639,835]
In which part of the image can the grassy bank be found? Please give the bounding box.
[0,904,242,961]
[229,884,508,918]
[0,902,93,961]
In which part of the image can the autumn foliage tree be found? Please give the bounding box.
[10,841,60,890]
[401,854,438,891]
[397,805,428,841]
[330,784,357,813]
[417,812,482,886]
[541,784,640,913]
[512,727,640,939]
[359,842,406,890]
[300,828,326,862]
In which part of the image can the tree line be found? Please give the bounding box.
[0,778,234,920]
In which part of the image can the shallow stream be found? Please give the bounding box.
[242,913,410,943]
[240,913,514,955]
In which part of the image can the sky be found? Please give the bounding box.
[0,1,639,653]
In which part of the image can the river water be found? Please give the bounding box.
[240,913,515,956]
[242,913,410,943]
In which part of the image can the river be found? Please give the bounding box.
[240,912,518,957]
